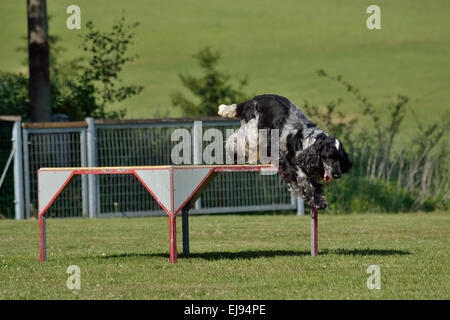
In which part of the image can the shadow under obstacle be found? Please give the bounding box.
[98,247,410,261]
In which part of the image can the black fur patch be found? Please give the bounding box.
[286,130,303,163]
[236,94,291,129]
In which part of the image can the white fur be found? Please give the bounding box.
[218,104,237,118]
[335,139,340,150]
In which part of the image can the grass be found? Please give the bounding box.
[0,211,449,299]
[0,0,449,135]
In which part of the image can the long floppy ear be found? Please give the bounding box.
[338,143,352,173]
[296,144,322,176]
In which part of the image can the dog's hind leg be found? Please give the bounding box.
[225,129,247,164]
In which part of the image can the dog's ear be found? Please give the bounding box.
[338,143,352,173]
[296,144,322,176]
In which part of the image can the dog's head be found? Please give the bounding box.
[296,134,352,182]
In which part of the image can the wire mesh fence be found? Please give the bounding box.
[24,128,86,218]
[199,122,292,211]
[20,118,296,219]
[96,124,186,215]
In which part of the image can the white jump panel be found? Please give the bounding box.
[38,170,73,216]
[172,167,214,215]
[134,169,172,214]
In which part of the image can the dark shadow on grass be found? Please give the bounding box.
[98,247,410,261]
[321,248,411,256]
[99,250,311,261]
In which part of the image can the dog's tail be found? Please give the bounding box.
[218,104,238,119]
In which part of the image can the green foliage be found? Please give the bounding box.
[305,70,449,213]
[0,72,29,120]
[171,47,250,116]
[0,16,143,121]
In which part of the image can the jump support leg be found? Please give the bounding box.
[39,215,47,262]
[182,206,190,256]
[310,207,318,256]
[169,216,177,264]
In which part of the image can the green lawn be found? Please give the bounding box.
[0,0,449,134]
[0,212,448,299]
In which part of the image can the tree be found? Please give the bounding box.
[27,0,51,122]
[51,17,144,120]
[0,15,143,121]
[171,47,250,117]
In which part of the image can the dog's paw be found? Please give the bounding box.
[314,199,328,210]
[312,193,327,210]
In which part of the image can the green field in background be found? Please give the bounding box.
[0,0,449,135]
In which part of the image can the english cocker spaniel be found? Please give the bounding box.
[218,94,352,211]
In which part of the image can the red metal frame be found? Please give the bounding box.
[310,207,318,257]
[38,164,317,264]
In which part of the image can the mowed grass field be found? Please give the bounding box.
[0,212,448,299]
[0,0,449,133]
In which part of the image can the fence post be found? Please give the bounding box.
[86,117,99,218]
[22,128,31,219]
[12,121,25,220]
[80,128,89,217]
[291,188,305,216]
[192,120,202,210]
[296,197,305,216]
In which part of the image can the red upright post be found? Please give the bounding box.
[311,207,318,256]
[39,215,46,262]
[169,216,177,264]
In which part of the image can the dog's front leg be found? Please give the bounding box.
[294,176,317,209]
[312,184,327,210]
[292,173,327,211]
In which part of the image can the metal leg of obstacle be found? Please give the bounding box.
[310,206,318,257]
[169,215,177,264]
[182,205,190,256]
[39,216,47,262]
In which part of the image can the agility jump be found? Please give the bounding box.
[38,165,319,264]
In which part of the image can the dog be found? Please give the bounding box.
[218,94,352,211]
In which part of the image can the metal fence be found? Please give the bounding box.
[2,117,302,219]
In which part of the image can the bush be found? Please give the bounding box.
[304,70,449,213]
[171,47,250,116]
[0,72,30,120]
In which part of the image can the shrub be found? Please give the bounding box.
[304,70,449,213]
[0,16,143,121]
[171,47,250,116]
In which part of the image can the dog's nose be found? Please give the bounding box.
[332,172,341,179]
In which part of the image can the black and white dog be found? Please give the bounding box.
[218,94,352,211]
